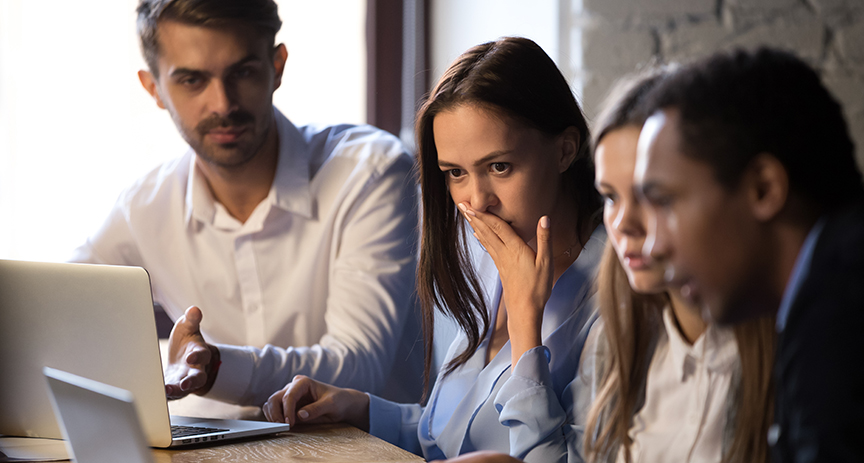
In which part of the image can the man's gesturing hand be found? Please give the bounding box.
[164,306,219,400]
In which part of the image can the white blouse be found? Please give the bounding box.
[622,308,739,463]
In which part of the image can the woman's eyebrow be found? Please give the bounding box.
[438,151,513,169]
[595,181,616,192]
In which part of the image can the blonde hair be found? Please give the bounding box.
[584,245,776,462]
[584,244,664,462]
[584,67,776,462]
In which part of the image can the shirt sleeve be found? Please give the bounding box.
[367,393,425,456]
[494,346,568,462]
[68,191,144,266]
[563,321,605,463]
[205,152,421,406]
[494,322,602,463]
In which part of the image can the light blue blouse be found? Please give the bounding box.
[368,226,606,462]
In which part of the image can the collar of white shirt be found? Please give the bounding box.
[183,107,313,231]
[661,307,738,382]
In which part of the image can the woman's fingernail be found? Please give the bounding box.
[540,216,550,229]
[298,410,309,419]
[458,203,476,217]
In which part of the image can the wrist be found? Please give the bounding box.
[510,336,543,359]
[507,312,542,343]
[346,390,371,432]
[508,317,542,367]
[197,344,220,396]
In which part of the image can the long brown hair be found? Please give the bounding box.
[584,70,776,463]
[415,37,602,390]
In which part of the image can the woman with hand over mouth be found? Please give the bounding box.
[261,37,605,463]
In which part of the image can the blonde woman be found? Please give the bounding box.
[577,70,777,463]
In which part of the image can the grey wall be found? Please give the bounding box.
[566,0,864,169]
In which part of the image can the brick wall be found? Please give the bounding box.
[567,0,864,169]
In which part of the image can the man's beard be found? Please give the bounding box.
[177,110,268,169]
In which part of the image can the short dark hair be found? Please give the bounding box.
[137,0,282,78]
[415,37,602,387]
[591,66,672,152]
[646,47,863,212]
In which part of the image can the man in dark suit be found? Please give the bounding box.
[634,47,864,462]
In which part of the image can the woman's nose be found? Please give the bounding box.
[613,200,645,238]
[468,178,498,212]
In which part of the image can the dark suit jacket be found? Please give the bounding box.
[772,201,864,463]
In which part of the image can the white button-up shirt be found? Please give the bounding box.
[624,308,739,463]
[72,108,422,408]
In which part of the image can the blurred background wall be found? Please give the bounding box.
[566,0,864,168]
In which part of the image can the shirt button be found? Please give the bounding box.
[767,424,781,446]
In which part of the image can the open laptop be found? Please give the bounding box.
[0,259,290,447]
[44,367,154,463]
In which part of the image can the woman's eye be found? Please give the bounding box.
[490,162,510,173]
[602,194,617,206]
[447,168,464,178]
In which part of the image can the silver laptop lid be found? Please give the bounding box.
[0,260,173,447]
[44,367,154,463]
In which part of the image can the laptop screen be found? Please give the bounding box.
[0,260,174,447]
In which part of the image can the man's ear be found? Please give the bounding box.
[138,70,166,110]
[557,126,581,173]
[272,44,288,91]
[747,153,789,222]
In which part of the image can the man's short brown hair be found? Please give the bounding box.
[136,0,282,78]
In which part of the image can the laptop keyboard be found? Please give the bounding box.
[171,424,229,438]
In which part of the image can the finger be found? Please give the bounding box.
[459,203,504,257]
[535,216,553,270]
[168,306,203,356]
[165,384,188,400]
[184,306,203,326]
[286,380,339,423]
[184,342,211,365]
[294,393,334,423]
[179,369,208,392]
[264,390,286,423]
[465,203,525,248]
[281,376,314,427]
[172,306,202,336]
[263,400,273,422]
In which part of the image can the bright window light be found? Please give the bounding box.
[0,0,366,262]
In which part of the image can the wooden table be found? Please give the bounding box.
[151,423,424,463]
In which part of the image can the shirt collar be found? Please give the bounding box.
[185,152,214,225]
[184,107,313,227]
[776,217,826,333]
[662,307,738,381]
[270,107,312,218]
[541,225,607,339]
